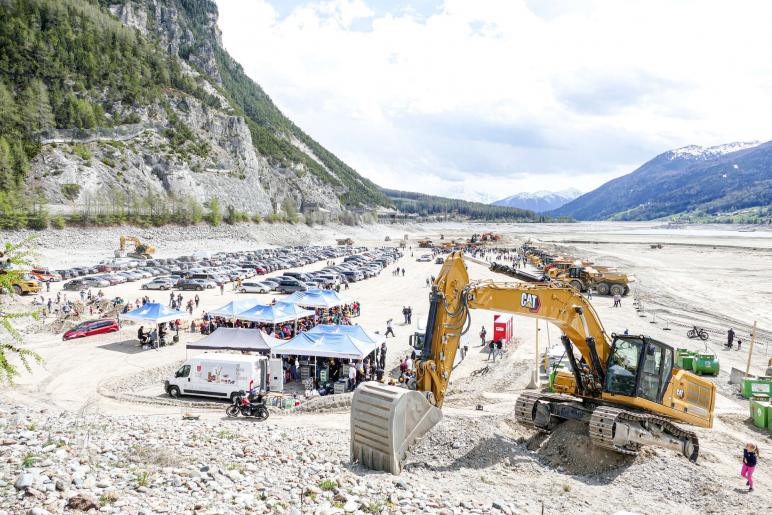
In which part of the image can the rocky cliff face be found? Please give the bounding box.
[25,0,366,217]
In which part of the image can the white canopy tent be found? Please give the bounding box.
[186,327,283,354]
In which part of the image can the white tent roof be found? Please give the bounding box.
[120,302,188,324]
[209,299,262,318]
[186,327,283,353]
[271,332,378,360]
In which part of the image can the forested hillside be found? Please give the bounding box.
[382,188,551,222]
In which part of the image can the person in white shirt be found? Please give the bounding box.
[348,361,357,390]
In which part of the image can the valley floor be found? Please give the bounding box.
[1,221,771,514]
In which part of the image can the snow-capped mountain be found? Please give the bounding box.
[668,141,761,160]
[550,140,772,220]
[492,188,582,213]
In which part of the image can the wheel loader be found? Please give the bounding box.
[350,252,715,474]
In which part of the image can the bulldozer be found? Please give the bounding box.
[116,236,156,260]
[350,252,715,474]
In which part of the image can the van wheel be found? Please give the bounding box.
[168,386,180,398]
[240,288,246,293]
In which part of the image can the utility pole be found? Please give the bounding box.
[745,321,757,376]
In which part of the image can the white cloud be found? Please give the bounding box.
[215,0,772,200]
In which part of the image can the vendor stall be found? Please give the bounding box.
[186,327,283,355]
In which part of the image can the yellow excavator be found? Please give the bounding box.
[351,252,715,474]
[116,236,156,260]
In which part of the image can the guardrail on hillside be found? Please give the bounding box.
[37,123,165,144]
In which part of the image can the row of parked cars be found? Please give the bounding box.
[237,247,404,294]
[60,246,367,292]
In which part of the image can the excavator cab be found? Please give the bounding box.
[605,335,674,403]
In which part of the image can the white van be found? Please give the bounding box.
[165,353,270,401]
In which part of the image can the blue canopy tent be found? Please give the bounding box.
[271,332,378,360]
[208,299,262,318]
[236,302,315,324]
[284,289,347,309]
[119,302,188,324]
[307,324,384,346]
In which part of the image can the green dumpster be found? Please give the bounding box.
[548,365,566,393]
[691,353,719,376]
[742,377,772,399]
[676,349,696,370]
[750,397,770,430]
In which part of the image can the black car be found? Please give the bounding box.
[62,279,88,291]
[176,279,208,291]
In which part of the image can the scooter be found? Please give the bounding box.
[226,390,269,420]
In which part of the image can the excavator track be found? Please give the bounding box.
[589,405,700,461]
[514,392,579,431]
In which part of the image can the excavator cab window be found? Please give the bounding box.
[410,333,425,352]
[605,337,641,397]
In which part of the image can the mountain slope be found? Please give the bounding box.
[550,141,771,220]
[492,188,581,213]
[0,0,387,228]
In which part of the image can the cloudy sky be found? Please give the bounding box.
[215,0,772,202]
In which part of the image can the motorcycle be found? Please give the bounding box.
[687,326,709,341]
[226,390,269,420]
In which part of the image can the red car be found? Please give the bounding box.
[254,267,267,275]
[63,319,119,341]
[95,264,113,272]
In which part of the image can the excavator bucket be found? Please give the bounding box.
[350,382,442,474]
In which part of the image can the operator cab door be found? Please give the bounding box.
[604,336,674,404]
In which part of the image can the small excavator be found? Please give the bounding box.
[350,252,715,474]
[115,236,156,260]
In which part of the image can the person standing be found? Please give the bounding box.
[379,342,387,369]
[385,319,395,338]
[407,306,412,325]
[220,283,224,295]
[405,354,413,371]
[194,294,200,308]
[348,362,357,391]
[496,339,503,359]
[488,339,496,362]
[169,291,175,306]
[402,306,408,324]
[479,326,487,346]
[727,328,735,349]
[741,442,759,492]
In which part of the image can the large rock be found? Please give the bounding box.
[66,493,100,511]
[15,473,34,490]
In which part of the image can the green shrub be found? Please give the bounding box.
[61,183,81,201]
[71,144,93,160]
[51,216,66,229]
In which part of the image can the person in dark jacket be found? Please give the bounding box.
[741,442,759,492]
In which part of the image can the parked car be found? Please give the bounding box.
[276,278,309,294]
[142,278,176,290]
[177,279,211,291]
[239,281,272,294]
[62,279,89,291]
[417,254,432,262]
[82,276,111,288]
[30,267,61,282]
[63,319,119,341]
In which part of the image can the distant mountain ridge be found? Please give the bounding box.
[549,141,772,221]
[492,188,582,212]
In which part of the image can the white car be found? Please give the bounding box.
[416,255,432,262]
[240,281,272,294]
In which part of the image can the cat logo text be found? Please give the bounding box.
[520,293,541,313]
